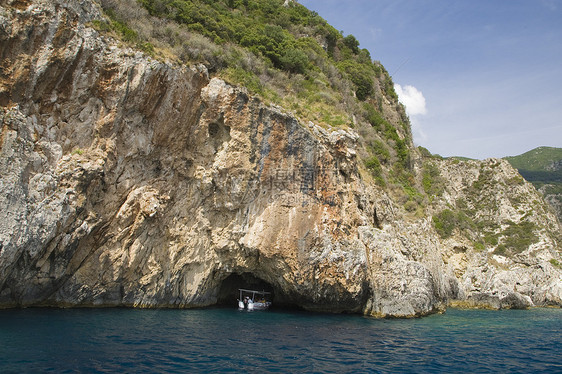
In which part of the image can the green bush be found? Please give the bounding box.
[369,140,390,164]
[364,156,385,186]
[473,242,485,251]
[96,5,156,56]
[433,209,476,239]
[336,60,374,101]
[343,34,360,54]
[106,11,138,42]
[550,259,562,268]
[484,232,499,246]
[493,220,538,255]
[384,76,398,101]
[365,155,381,174]
[363,103,388,131]
[107,0,384,126]
[494,245,507,256]
[404,200,418,212]
[223,66,264,95]
[357,48,372,64]
[422,162,444,197]
[506,175,525,186]
[433,209,457,238]
[91,19,112,32]
[395,139,410,168]
[279,48,309,74]
[102,0,415,179]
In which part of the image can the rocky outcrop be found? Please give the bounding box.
[430,158,562,308]
[1,0,560,316]
[539,185,562,223]
[504,147,562,222]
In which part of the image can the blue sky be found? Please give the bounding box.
[299,0,562,159]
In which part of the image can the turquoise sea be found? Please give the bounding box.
[1,307,561,373]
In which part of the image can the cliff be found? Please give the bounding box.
[1,0,561,316]
[505,147,562,223]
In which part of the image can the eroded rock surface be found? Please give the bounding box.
[0,0,560,316]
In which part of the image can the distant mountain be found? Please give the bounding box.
[505,147,562,222]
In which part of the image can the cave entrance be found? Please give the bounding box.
[216,272,304,310]
[216,273,275,307]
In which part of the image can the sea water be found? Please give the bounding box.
[1,307,560,373]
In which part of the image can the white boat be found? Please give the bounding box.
[238,288,272,310]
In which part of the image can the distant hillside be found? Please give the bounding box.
[505,147,562,222]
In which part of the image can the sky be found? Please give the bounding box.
[299,0,562,159]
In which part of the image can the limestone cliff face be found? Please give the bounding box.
[431,158,562,308]
[1,0,561,316]
[541,187,562,224]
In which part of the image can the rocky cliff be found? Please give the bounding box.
[1,0,561,316]
[505,147,562,223]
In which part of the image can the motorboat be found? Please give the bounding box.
[238,288,272,310]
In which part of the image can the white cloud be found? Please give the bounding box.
[394,84,428,145]
[394,84,427,116]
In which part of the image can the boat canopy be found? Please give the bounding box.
[238,288,271,295]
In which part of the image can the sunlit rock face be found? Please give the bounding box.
[0,0,560,316]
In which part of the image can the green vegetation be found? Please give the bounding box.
[432,204,539,256]
[422,161,444,199]
[550,259,562,269]
[401,184,424,213]
[418,146,443,160]
[77,0,561,255]
[537,183,562,196]
[91,8,155,55]
[473,242,485,251]
[426,160,545,256]
[97,0,406,130]
[504,146,562,221]
[122,0,398,106]
[336,60,374,100]
[96,0,428,212]
[364,156,385,186]
[505,146,562,173]
[368,139,391,165]
[448,156,475,162]
[432,209,475,239]
[504,146,562,189]
[465,167,501,216]
[223,66,265,95]
[493,220,538,256]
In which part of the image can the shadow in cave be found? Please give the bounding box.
[216,273,303,311]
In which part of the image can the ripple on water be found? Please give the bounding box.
[0,307,561,372]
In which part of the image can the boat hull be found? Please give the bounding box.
[238,289,272,311]
[251,302,271,310]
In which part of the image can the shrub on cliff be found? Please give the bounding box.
[422,162,445,198]
[433,209,475,239]
[100,0,400,127]
[494,221,538,255]
[336,60,374,101]
[98,0,417,200]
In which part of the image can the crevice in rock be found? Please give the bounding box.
[208,114,230,152]
[373,206,381,229]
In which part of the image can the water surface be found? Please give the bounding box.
[1,307,560,373]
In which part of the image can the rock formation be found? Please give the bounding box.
[1,0,560,316]
[504,147,562,222]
